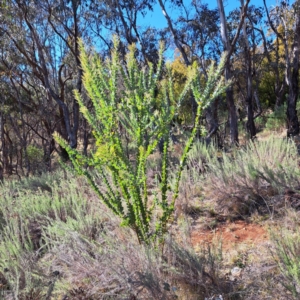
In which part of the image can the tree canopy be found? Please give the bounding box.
[0,0,300,179]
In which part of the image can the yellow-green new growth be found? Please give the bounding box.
[54,37,229,244]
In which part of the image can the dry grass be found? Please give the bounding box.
[1,135,300,299]
[0,171,235,299]
[188,137,300,218]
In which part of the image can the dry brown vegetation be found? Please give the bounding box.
[1,135,300,299]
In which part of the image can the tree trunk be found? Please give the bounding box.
[0,108,4,182]
[287,1,300,137]
[205,98,219,144]
[158,0,190,66]
[225,78,239,144]
[241,0,256,139]
[274,37,287,108]
[264,0,300,136]
[217,0,240,145]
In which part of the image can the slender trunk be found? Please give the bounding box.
[42,119,55,171]
[157,0,190,66]
[253,87,262,119]
[225,77,239,144]
[72,0,81,149]
[287,1,300,137]
[241,0,256,138]
[263,0,300,135]
[0,109,4,182]
[217,0,247,145]
[246,95,256,138]
[9,78,30,176]
[56,105,69,161]
[4,129,13,176]
[20,3,80,153]
[205,98,219,144]
[43,138,55,172]
[19,96,30,177]
[275,37,287,108]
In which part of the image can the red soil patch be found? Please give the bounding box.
[191,220,268,250]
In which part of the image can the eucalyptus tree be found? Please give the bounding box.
[257,4,287,109]
[0,0,91,163]
[264,0,300,137]
[157,0,224,141]
[229,3,265,139]
[0,35,58,176]
[0,19,36,176]
[0,0,164,173]
[88,0,162,64]
[246,7,264,132]
[174,1,223,141]
[217,0,250,145]
[158,0,251,144]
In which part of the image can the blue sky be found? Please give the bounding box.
[141,0,290,28]
[211,0,280,12]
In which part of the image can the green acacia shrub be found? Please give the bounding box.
[25,145,44,173]
[54,37,229,244]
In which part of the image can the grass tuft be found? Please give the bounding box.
[186,137,300,217]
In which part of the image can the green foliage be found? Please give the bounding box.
[271,226,300,298]
[54,37,229,244]
[186,140,219,180]
[25,145,44,173]
[256,101,300,134]
[0,171,101,298]
[195,137,300,215]
[259,102,300,133]
[265,105,287,132]
[26,145,43,162]
[168,52,192,124]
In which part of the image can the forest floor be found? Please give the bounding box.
[1,132,300,299]
[166,130,300,299]
[190,219,268,251]
[170,191,292,299]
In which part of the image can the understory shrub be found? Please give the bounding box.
[265,105,287,132]
[188,137,300,215]
[54,37,229,244]
[25,145,44,174]
[255,105,293,133]
[0,171,102,299]
[271,224,300,299]
[0,171,232,299]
